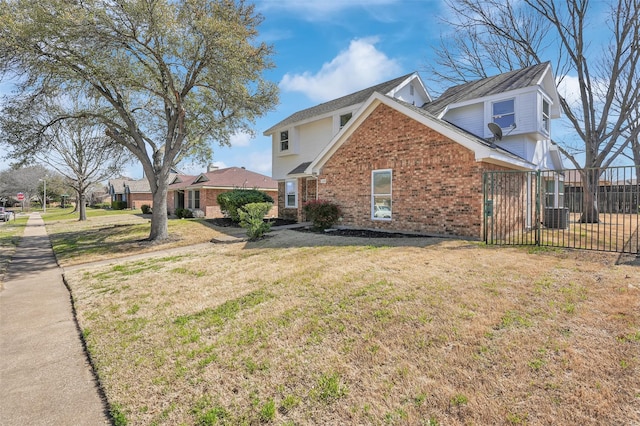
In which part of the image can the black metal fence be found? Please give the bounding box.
[483,166,639,255]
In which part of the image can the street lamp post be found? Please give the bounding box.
[39,178,47,214]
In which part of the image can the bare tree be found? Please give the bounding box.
[2,96,127,220]
[428,0,640,222]
[0,0,278,240]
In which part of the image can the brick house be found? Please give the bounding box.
[107,177,156,210]
[167,166,278,218]
[264,63,564,238]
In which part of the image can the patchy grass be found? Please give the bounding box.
[41,207,137,222]
[62,228,640,425]
[46,213,232,266]
[0,214,28,284]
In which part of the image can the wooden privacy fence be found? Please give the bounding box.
[483,166,639,255]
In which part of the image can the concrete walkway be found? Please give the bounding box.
[0,213,110,425]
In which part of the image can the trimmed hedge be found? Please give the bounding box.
[111,200,127,210]
[303,200,341,230]
[217,189,274,222]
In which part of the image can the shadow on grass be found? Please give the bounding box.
[50,223,157,262]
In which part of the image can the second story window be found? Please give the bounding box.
[542,99,550,133]
[492,99,515,128]
[339,113,352,129]
[280,130,289,151]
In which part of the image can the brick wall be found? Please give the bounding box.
[128,193,153,210]
[317,103,514,239]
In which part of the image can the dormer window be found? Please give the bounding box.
[542,99,550,132]
[492,99,515,128]
[280,130,289,151]
[339,113,352,129]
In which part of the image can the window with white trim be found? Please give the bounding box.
[285,179,297,208]
[372,170,392,220]
[280,130,289,152]
[542,99,550,133]
[544,177,564,208]
[339,113,352,129]
[492,99,515,128]
[189,190,200,209]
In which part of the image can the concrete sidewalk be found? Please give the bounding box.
[0,213,110,425]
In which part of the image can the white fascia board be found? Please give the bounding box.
[481,155,537,171]
[263,102,366,136]
[309,92,533,174]
[385,73,432,103]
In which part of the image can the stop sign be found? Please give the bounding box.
[17,192,24,201]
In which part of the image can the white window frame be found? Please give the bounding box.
[280,130,289,152]
[285,179,297,208]
[371,169,392,221]
[542,99,550,133]
[188,189,200,209]
[339,112,352,129]
[492,98,515,129]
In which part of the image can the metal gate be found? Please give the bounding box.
[483,166,639,255]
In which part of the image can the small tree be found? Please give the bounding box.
[238,202,272,240]
[217,189,274,222]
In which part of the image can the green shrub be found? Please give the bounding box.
[111,200,127,210]
[217,189,273,222]
[175,208,193,219]
[303,200,341,230]
[238,202,272,240]
[140,204,151,214]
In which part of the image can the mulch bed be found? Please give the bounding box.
[297,228,427,238]
[206,217,428,238]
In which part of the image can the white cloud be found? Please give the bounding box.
[229,131,253,148]
[257,0,399,20]
[241,150,272,176]
[557,75,582,108]
[279,38,402,102]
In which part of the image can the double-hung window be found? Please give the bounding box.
[189,190,200,209]
[492,99,515,128]
[542,99,550,133]
[285,179,297,208]
[280,130,289,152]
[372,170,392,220]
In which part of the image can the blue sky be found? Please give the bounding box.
[1,0,616,177]
[180,0,449,179]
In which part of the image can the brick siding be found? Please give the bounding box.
[316,103,514,239]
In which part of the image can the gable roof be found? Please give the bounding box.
[308,92,536,175]
[264,73,417,135]
[169,167,277,191]
[424,62,552,116]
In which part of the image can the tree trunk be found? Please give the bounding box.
[579,168,600,223]
[78,191,87,221]
[149,179,169,241]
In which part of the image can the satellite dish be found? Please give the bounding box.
[488,122,503,141]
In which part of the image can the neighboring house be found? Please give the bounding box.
[108,170,179,210]
[167,165,278,218]
[107,177,155,210]
[264,62,563,238]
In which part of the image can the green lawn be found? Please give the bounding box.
[60,225,640,426]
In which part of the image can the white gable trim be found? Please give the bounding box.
[308,92,535,175]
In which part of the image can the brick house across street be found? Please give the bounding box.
[264,62,564,238]
[167,165,278,218]
[108,166,277,218]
